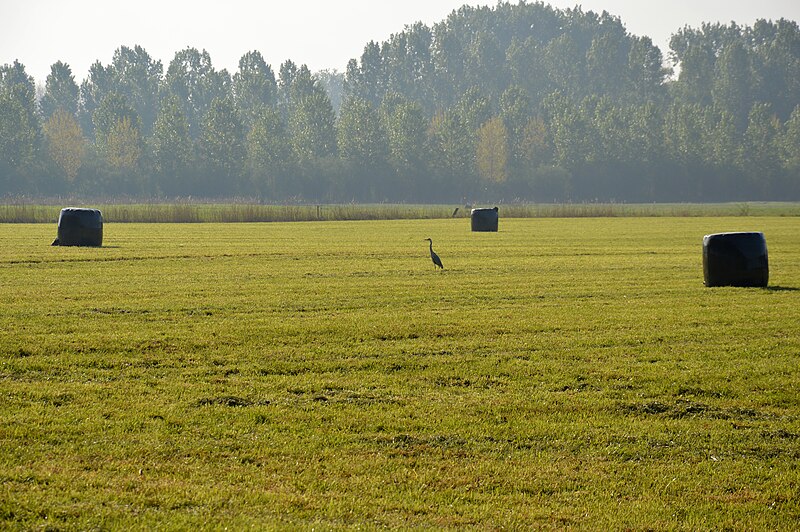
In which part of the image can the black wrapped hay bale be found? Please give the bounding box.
[471,207,499,232]
[53,208,103,247]
[703,232,768,287]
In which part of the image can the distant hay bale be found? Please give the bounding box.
[702,232,768,287]
[53,208,103,247]
[471,207,499,232]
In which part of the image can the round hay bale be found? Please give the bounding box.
[471,207,499,232]
[702,232,768,287]
[55,208,103,247]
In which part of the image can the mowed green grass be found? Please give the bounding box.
[1,217,799,529]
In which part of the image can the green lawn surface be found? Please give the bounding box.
[1,217,799,529]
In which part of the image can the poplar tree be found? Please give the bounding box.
[43,109,86,182]
[476,117,509,184]
[41,61,79,119]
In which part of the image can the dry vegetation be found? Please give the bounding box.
[1,201,800,223]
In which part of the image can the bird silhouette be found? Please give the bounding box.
[424,238,444,269]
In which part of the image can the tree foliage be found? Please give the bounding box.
[233,51,277,126]
[104,115,143,171]
[246,106,293,198]
[92,93,141,160]
[151,95,194,195]
[43,109,85,182]
[200,97,246,195]
[2,3,799,202]
[41,61,79,119]
[476,117,509,184]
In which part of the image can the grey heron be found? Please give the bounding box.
[424,238,444,269]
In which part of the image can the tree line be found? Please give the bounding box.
[1,1,799,202]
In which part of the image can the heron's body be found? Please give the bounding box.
[424,238,444,269]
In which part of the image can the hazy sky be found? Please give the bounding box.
[2,0,799,85]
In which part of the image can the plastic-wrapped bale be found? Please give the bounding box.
[53,208,103,247]
[703,232,768,287]
[471,207,499,232]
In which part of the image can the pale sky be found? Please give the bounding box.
[2,0,799,85]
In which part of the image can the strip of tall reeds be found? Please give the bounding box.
[1,202,798,223]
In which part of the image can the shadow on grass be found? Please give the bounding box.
[765,286,800,292]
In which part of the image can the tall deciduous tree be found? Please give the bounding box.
[662,101,712,200]
[464,33,506,100]
[627,36,668,104]
[289,90,337,165]
[625,102,664,199]
[151,95,194,196]
[476,117,509,184]
[516,116,570,201]
[382,23,434,112]
[427,109,475,198]
[41,61,79,119]
[287,65,319,103]
[79,61,114,139]
[345,41,386,107]
[315,69,345,116]
[338,97,386,167]
[165,47,229,138]
[89,92,145,194]
[105,115,143,171]
[518,116,553,170]
[670,39,715,107]
[543,34,584,97]
[663,102,706,167]
[780,106,800,172]
[338,96,387,199]
[753,19,800,122]
[0,88,38,185]
[200,97,246,195]
[278,59,298,115]
[233,51,277,127]
[93,92,141,160]
[0,61,38,121]
[780,105,800,195]
[742,103,782,198]
[0,61,40,188]
[587,31,628,97]
[43,109,86,182]
[712,41,754,131]
[109,45,163,135]
[381,94,427,187]
[246,105,293,198]
[703,107,741,169]
[542,92,590,172]
[499,85,531,178]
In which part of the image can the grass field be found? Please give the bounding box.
[1,217,799,529]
